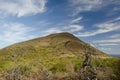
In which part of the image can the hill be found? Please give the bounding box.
[0,32,120,80]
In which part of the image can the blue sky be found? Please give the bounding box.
[0,0,120,55]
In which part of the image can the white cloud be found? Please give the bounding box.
[69,0,103,16]
[76,17,120,37]
[0,22,35,48]
[77,23,120,37]
[0,0,47,17]
[93,39,120,43]
[43,24,84,35]
[64,24,83,32]
[109,34,120,38]
[98,43,119,46]
[44,28,62,34]
[69,0,120,16]
[100,47,111,51]
[108,16,120,23]
[113,7,120,11]
[71,16,83,24]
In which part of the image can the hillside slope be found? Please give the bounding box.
[0,32,119,80]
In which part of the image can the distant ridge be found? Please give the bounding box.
[110,54,120,58]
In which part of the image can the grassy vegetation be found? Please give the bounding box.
[0,32,119,80]
[92,57,120,80]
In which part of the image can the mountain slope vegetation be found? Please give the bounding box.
[0,32,120,80]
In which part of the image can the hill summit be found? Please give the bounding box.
[3,32,108,57]
[0,32,120,80]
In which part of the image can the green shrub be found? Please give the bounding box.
[49,62,66,73]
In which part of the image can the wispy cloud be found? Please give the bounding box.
[43,24,84,35]
[107,16,120,23]
[90,40,119,53]
[69,0,120,16]
[0,22,35,48]
[93,39,120,43]
[0,0,47,17]
[70,16,83,24]
[69,0,102,16]
[98,43,119,46]
[42,16,84,35]
[100,47,111,51]
[110,34,120,38]
[64,24,83,32]
[44,28,62,34]
[76,17,120,37]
